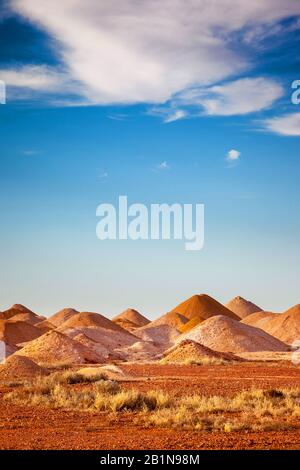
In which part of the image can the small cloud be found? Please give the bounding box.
[158,161,170,170]
[164,109,187,123]
[98,171,108,179]
[107,113,128,121]
[21,149,39,156]
[226,149,241,161]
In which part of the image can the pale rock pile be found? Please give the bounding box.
[180,315,289,354]
[14,330,102,365]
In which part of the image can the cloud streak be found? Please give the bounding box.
[179,78,284,116]
[262,113,300,136]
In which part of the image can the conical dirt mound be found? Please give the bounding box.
[59,311,129,334]
[0,320,43,346]
[180,315,288,353]
[48,308,79,327]
[242,304,300,345]
[3,312,46,325]
[0,305,44,323]
[163,339,242,363]
[171,294,239,323]
[113,308,150,329]
[148,311,189,329]
[15,330,102,365]
[0,355,47,382]
[241,311,276,328]
[225,296,262,319]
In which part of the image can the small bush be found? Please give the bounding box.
[64,372,108,384]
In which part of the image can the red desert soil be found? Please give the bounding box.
[225,296,262,319]
[0,362,300,450]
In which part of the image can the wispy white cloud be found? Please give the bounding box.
[262,113,300,136]
[164,109,187,123]
[0,65,64,91]
[107,113,128,121]
[8,0,300,108]
[21,149,40,156]
[177,77,283,116]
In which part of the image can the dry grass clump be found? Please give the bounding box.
[4,373,171,413]
[160,357,228,366]
[142,388,300,432]
[5,370,108,391]
[4,377,300,433]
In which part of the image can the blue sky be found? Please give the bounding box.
[0,0,300,318]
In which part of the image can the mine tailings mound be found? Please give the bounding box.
[47,308,79,327]
[163,339,243,363]
[179,315,289,354]
[112,308,150,330]
[14,330,102,365]
[0,319,43,347]
[173,294,239,334]
[0,355,47,382]
[58,311,128,333]
[242,304,300,345]
[225,296,262,319]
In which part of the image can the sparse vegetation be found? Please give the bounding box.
[160,357,229,366]
[3,370,108,390]
[3,373,300,432]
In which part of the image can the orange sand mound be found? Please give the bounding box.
[148,311,189,329]
[14,330,102,365]
[59,311,128,334]
[179,316,203,334]
[35,319,56,333]
[180,315,289,354]
[241,311,276,328]
[0,320,43,347]
[112,308,150,330]
[0,355,47,382]
[225,296,262,319]
[0,305,45,324]
[47,308,79,327]
[242,304,300,345]
[163,339,241,363]
[171,294,239,322]
[3,312,46,325]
